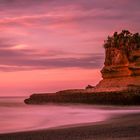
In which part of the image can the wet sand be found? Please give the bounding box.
[0,113,140,140]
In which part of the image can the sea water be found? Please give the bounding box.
[0,97,140,134]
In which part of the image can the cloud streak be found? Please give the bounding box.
[0,0,139,71]
[0,37,104,71]
[0,0,139,29]
[0,0,139,95]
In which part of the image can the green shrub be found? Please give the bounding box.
[104,30,140,51]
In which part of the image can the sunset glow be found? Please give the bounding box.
[0,0,140,96]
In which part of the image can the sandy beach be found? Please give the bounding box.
[0,113,140,140]
[0,0,140,140]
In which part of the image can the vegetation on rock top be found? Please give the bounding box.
[104,30,140,51]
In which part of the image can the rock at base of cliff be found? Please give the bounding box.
[94,76,140,92]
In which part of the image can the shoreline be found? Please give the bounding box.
[0,113,140,140]
[25,90,140,105]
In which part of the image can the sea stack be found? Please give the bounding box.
[94,30,140,92]
[24,30,140,105]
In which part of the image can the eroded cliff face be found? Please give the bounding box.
[101,47,131,78]
[101,48,140,78]
[129,50,140,76]
[94,31,140,92]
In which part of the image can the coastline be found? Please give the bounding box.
[24,90,140,105]
[0,113,140,140]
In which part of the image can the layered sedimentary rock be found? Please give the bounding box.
[24,30,140,105]
[94,30,140,92]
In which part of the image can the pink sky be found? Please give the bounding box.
[0,0,140,96]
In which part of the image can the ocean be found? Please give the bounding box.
[0,97,140,134]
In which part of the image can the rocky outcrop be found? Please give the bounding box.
[94,30,140,92]
[24,30,140,105]
[85,85,94,90]
[24,89,140,105]
[94,76,140,92]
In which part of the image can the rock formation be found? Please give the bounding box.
[24,30,140,105]
[94,30,140,92]
[85,85,94,90]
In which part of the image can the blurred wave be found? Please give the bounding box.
[0,97,140,134]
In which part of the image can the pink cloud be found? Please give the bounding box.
[0,68,101,96]
[0,0,139,96]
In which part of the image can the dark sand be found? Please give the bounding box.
[0,113,140,140]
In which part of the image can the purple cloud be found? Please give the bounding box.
[0,0,139,71]
[0,37,104,71]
